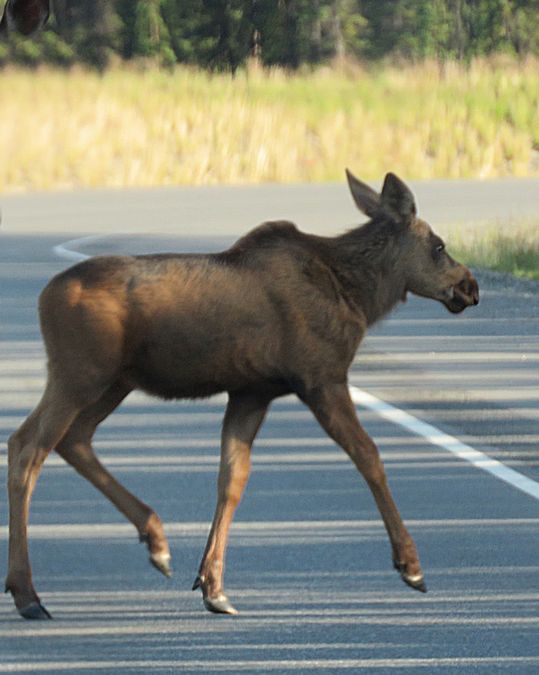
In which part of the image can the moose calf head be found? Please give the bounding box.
[346,169,479,314]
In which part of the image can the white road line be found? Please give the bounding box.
[2,518,538,541]
[350,387,539,502]
[52,234,106,262]
[52,234,539,504]
[2,657,539,671]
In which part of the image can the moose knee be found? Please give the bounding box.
[221,475,249,507]
[7,432,21,460]
[7,433,48,489]
[365,461,387,486]
[352,449,387,486]
[218,462,250,507]
[7,433,26,477]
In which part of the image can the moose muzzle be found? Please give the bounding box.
[444,269,480,314]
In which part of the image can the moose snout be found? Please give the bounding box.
[443,268,479,313]
[455,272,479,306]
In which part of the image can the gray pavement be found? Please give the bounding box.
[0,182,539,673]
[2,177,539,237]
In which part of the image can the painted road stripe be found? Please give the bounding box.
[1,518,538,541]
[350,387,539,501]
[52,234,108,263]
[2,657,539,671]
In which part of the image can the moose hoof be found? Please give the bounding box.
[203,593,238,615]
[401,573,427,593]
[192,576,238,615]
[139,531,172,578]
[393,560,427,593]
[150,552,172,578]
[19,601,53,620]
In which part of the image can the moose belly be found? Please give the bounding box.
[127,329,285,400]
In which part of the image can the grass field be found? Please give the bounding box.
[450,221,539,281]
[1,58,539,193]
[1,59,537,279]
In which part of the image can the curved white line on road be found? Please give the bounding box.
[350,387,539,502]
[52,234,539,503]
[53,234,109,262]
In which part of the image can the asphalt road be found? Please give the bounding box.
[0,180,539,673]
[2,176,539,237]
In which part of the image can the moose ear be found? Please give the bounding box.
[345,169,381,218]
[380,173,416,224]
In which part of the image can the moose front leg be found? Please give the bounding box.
[194,391,270,615]
[303,383,426,593]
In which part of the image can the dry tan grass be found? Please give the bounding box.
[449,220,539,281]
[1,59,538,192]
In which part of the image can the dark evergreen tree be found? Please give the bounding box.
[1,0,539,69]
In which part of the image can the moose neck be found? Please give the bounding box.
[328,220,407,326]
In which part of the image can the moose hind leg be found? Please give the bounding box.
[54,381,172,577]
[303,383,426,593]
[194,392,270,615]
[6,389,83,619]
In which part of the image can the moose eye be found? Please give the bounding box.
[432,240,445,260]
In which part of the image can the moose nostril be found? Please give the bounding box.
[456,275,479,305]
[467,279,479,305]
[470,278,480,303]
[458,279,470,294]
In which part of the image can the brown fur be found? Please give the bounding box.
[6,171,479,618]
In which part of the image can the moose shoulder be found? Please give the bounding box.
[6,171,479,620]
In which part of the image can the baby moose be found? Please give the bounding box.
[6,170,479,619]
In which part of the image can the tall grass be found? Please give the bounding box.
[449,221,539,281]
[1,58,538,192]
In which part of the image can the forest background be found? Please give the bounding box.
[1,1,538,277]
[1,0,539,69]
